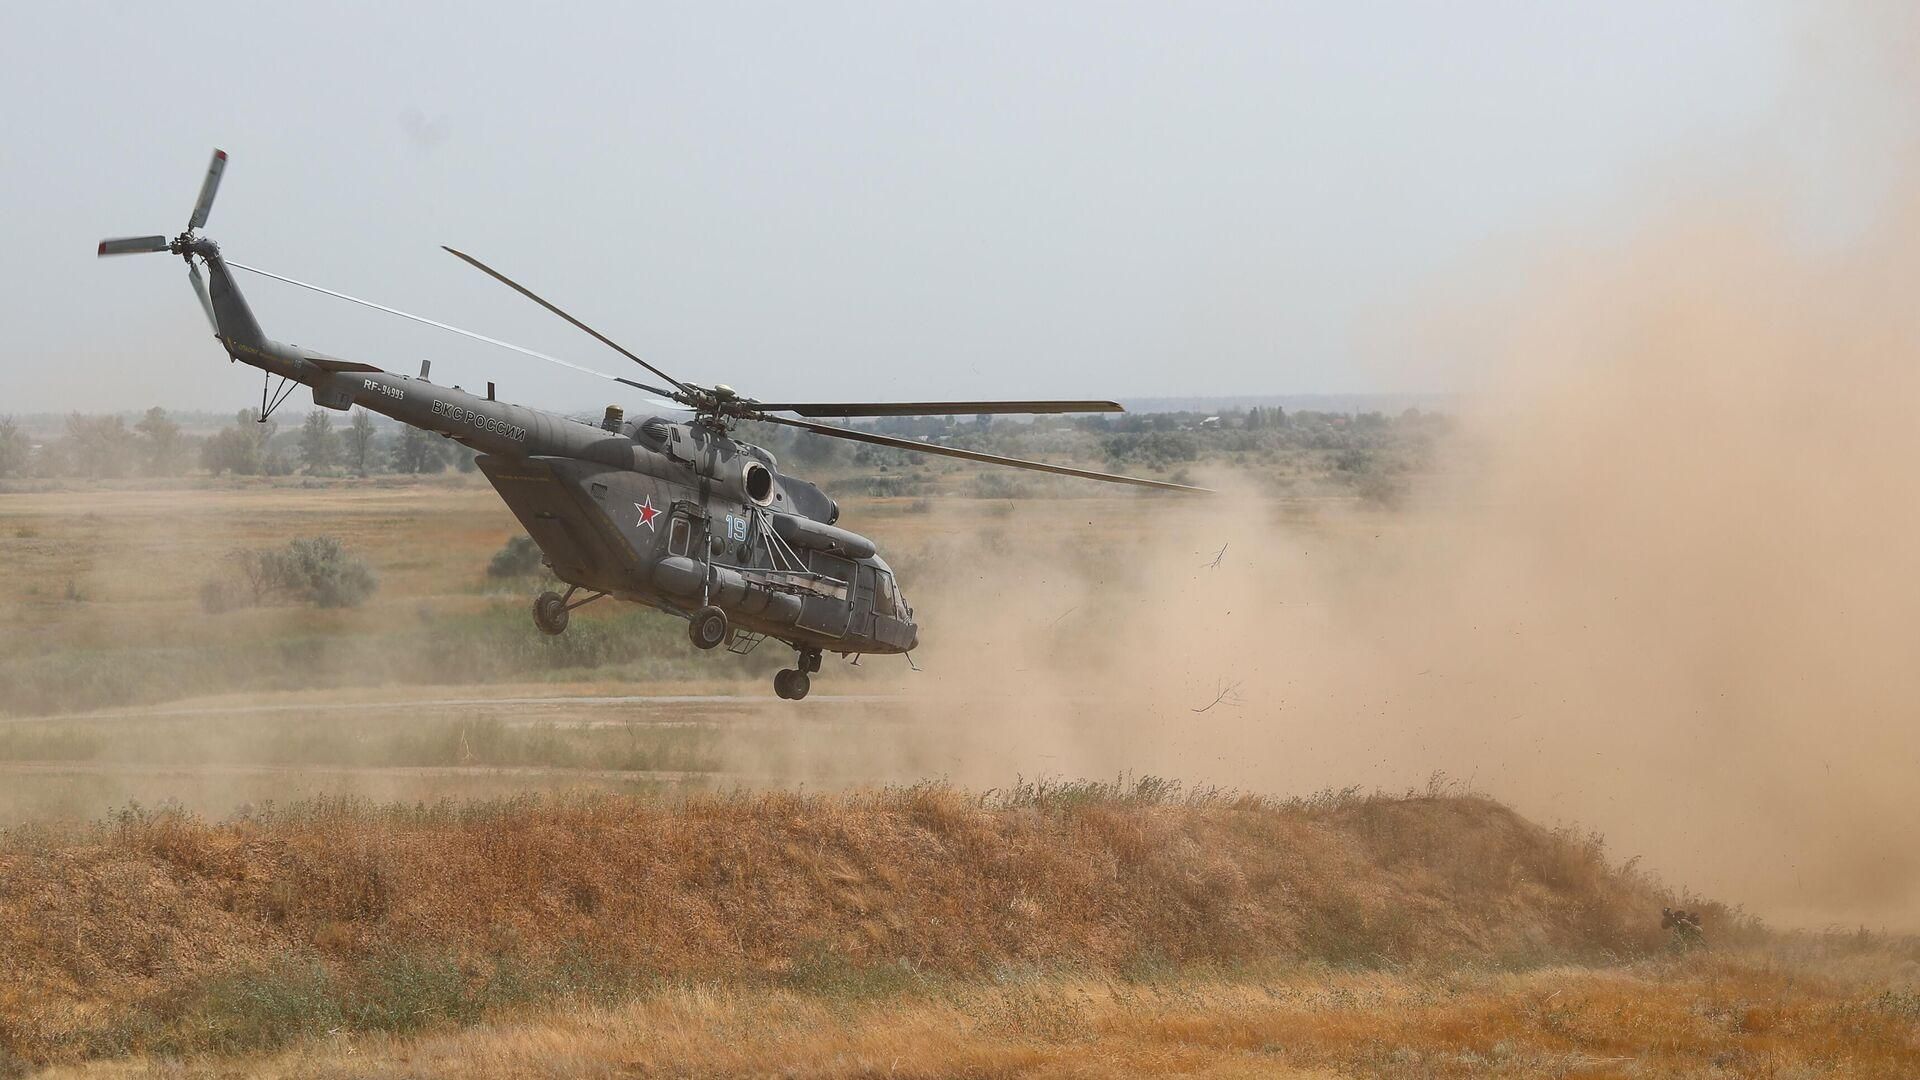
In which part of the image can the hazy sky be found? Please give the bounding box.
[3,2,1809,413]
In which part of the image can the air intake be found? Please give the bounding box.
[638,416,673,446]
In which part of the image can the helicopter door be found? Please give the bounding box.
[796,552,854,637]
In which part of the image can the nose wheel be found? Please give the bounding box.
[773,668,810,700]
[774,647,823,700]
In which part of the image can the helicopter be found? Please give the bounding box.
[99,150,1208,700]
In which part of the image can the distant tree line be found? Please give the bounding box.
[1,404,1453,504]
[0,407,477,480]
[753,405,1449,476]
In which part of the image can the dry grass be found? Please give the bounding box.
[0,783,1690,1070]
[34,952,1920,1078]
[0,477,757,716]
[0,475,1139,716]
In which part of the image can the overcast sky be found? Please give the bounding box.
[1,2,1819,413]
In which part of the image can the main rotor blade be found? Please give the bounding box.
[441,246,692,397]
[751,399,1125,418]
[188,148,226,231]
[97,235,169,256]
[224,259,677,397]
[758,414,1212,493]
[187,260,218,333]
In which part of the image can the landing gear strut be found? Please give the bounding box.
[533,586,604,636]
[774,648,822,701]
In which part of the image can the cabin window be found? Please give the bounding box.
[809,552,853,591]
[668,516,691,557]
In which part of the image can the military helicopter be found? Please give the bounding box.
[99,150,1207,699]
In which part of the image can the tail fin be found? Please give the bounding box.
[186,239,266,351]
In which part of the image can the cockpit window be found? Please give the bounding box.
[875,570,899,617]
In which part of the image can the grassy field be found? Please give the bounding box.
[0,475,755,716]
[0,470,1270,716]
[37,953,1918,1078]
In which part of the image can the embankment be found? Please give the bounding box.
[0,782,1699,1067]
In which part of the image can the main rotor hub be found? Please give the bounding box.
[679,383,761,429]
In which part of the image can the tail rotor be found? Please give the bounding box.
[96,148,229,334]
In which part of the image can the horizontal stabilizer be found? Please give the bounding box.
[303,352,383,374]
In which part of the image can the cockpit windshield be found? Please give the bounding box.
[876,569,903,618]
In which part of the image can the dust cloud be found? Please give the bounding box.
[826,7,1920,929]
[876,203,1920,928]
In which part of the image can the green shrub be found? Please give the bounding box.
[201,536,379,611]
[347,951,477,1033]
[278,536,378,608]
[487,534,546,578]
[785,940,928,1000]
[193,961,344,1054]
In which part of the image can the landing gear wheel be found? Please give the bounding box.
[774,669,810,701]
[688,605,729,651]
[532,591,569,635]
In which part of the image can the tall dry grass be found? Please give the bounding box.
[0,782,1689,1070]
[34,951,1920,1079]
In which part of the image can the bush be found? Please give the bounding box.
[487,535,545,578]
[202,537,379,611]
[1103,431,1199,470]
[278,537,378,608]
[193,961,343,1053]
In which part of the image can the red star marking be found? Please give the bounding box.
[636,496,660,530]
